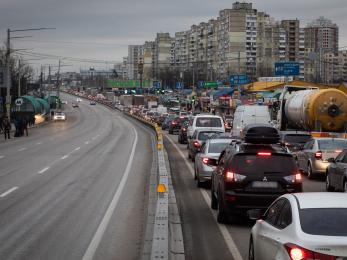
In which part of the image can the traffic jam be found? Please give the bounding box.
[67,85,347,259]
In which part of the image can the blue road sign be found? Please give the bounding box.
[230,74,250,86]
[176,82,184,89]
[275,62,300,76]
[217,80,223,86]
[198,81,204,88]
[153,81,161,89]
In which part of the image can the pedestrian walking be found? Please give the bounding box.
[3,116,11,140]
[22,117,28,136]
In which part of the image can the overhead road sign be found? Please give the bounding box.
[229,74,250,86]
[107,79,151,88]
[153,81,161,89]
[274,62,300,76]
[198,81,219,88]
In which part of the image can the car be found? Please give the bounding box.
[280,131,312,153]
[72,102,79,108]
[295,138,347,179]
[161,115,176,130]
[187,114,225,138]
[76,98,82,102]
[325,149,347,192]
[61,100,68,104]
[223,115,233,132]
[90,101,96,105]
[209,132,234,140]
[178,121,189,144]
[53,111,66,121]
[194,138,231,187]
[211,124,303,223]
[188,129,224,161]
[248,193,347,260]
[168,116,189,135]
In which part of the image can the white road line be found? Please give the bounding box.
[85,141,89,144]
[61,155,69,160]
[38,167,50,174]
[0,155,4,159]
[0,187,19,198]
[166,134,243,260]
[75,147,81,151]
[82,127,138,260]
[18,147,27,151]
[36,142,42,145]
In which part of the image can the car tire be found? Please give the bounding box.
[188,152,191,159]
[343,179,347,193]
[326,172,334,192]
[211,187,218,210]
[178,136,182,144]
[307,163,314,179]
[248,237,255,260]
[217,194,228,224]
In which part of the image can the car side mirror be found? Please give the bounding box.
[327,158,335,163]
[247,209,264,220]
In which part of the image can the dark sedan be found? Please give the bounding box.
[326,149,347,192]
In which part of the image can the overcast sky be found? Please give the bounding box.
[1,0,346,73]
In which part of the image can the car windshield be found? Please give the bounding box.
[284,134,312,144]
[318,139,347,150]
[300,208,347,236]
[198,132,220,141]
[196,117,222,127]
[232,154,297,175]
[208,142,230,153]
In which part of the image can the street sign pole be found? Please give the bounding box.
[6,29,11,119]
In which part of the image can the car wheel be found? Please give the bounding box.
[178,136,182,144]
[343,179,347,193]
[248,237,255,260]
[188,152,191,159]
[217,194,228,224]
[326,172,334,192]
[307,163,314,179]
[211,186,218,210]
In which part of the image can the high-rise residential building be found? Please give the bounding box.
[153,33,173,79]
[142,41,155,80]
[206,19,219,80]
[172,31,189,72]
[304,17,339,82]
[128,45,143,80]
[322,50,347,83]
[114,57,129,79]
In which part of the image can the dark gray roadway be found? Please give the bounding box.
[163,132,325,260]
[0,93,155,260]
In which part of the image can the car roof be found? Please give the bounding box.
[314,138,347,141]
[280,131,311,136]
[194,114,222,118]
[207,138,232,144]
[291,193,347,209]
[195,129,224,134]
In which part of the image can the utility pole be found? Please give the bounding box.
[48,65,51,97]
[5,29,11,119]
[39,65,43,97]
[57,59,61,98]
[18,59,21,97]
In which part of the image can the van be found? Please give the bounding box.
[187,114,225,138]
[231,105,271,137]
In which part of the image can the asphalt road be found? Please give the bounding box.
[0,93,155,260]
[163,132,325,260]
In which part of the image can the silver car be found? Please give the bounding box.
[296,138,347,179]
[194,139,231,187]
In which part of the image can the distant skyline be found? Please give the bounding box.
[1,0,346,73]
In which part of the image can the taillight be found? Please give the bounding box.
[182,128,187,132]
[295,173,302,182]
[284,172,302,183]
[202,158,209,164]
[285,243,337,260]
[171,121,177,125]
[257,152,272,156]
[225,171,235,182]
[315,151,323,159]
[193,141,200,148]
[335,150,342,153]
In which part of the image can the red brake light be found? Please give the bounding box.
[193,141,200,148]
[257,152,272,156]
[225,171,235,182]
[295,173,302,181]
[335,150,342,153]
[315,151,323,159]
[202,158,209,164]
[285,243,337,260]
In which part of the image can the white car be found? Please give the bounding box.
[249,193,347,260]
[187,114,225,138]
[53,112,66,121]
[76,98,82,102]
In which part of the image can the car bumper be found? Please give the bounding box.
[312,160,330,174]
[197,166,214,182]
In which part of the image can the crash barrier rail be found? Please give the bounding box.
[63,91,183,259]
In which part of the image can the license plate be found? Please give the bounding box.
[252,181,278,188]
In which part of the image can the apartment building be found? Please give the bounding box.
[153,33,173,79]
[128,45,143,80]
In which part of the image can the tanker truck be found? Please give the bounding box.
[276,86,347,133]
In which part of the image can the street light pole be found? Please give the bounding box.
[5,29,11,119]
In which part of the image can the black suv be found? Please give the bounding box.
[210,124,303,223]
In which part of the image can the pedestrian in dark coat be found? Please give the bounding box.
[3,116,11,140]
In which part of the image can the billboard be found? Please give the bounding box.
[274,62,300,76]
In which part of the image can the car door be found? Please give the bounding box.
[329,151,345,188]
[214,151,227,196]
[298,140,314,172]
[336,153,347,190]
[196,143,207,174]
[255,199,287,260]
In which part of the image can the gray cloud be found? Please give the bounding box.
[0,0,346,72]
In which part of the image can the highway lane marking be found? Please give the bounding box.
[165,134,243,260]
[75,147,81,151]
[36,142,42,145]
[18,147,27,151]
[85,141,89,144]
[38,167,50,174]
[0,187,19,198]
[0,155,4,159]
[82,127,138,260]
[61,155,69,160]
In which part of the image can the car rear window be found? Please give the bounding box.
[300,208,347,236]
[232,154,296,175]
[208,142,229,153]
[318,139,347,150]
[198,132,220,141]
[284,135,312,144]
[196,117,222,127]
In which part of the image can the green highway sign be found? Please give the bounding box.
[107,79,151,88]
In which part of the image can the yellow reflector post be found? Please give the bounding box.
[157,143,162,150]
[157,183,167,193]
